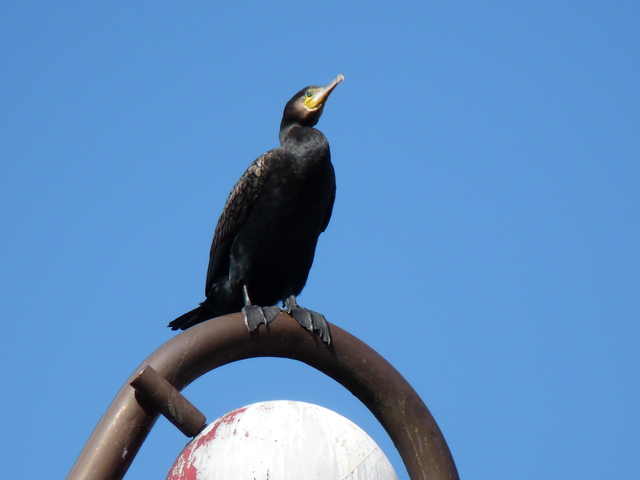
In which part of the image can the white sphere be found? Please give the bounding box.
[167,400,398,480]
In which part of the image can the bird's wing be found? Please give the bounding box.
[205,151,273,295]
[321,175,336,233]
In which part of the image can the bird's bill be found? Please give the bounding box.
[304,74,344,110]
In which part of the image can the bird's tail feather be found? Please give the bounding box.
[169,282,238,331]
[168,306,204,331]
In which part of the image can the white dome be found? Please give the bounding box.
[167,400,398,480]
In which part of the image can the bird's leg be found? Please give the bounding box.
[284,295,331,345]
[241,285,281,332]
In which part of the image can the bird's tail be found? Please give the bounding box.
[168,306,205,331]
[169,282,238,331]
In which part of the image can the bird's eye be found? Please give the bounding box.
[305,89,313,98]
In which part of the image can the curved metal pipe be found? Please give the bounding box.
[67,313,458,480]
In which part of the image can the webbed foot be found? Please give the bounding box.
[284,295,331,344]
[241,286,281,332]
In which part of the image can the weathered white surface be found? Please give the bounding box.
[167,400,398,480]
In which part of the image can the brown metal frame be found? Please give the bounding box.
[67,313,459,480]
[130,365,207,437]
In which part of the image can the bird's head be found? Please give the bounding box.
[279,74,344,144]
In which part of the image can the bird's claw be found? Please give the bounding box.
[242,305,281,332]
[242,285,281,332]
[285,295,331,344]
[262,306,282,323]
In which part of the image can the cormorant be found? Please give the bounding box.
[169,75,343,344]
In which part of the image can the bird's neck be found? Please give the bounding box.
[280,127,329,168]
[279,123,302,145]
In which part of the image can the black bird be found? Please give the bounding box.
[169,75,343,344]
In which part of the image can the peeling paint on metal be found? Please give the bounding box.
[166,401,398,479]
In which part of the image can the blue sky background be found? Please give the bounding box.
[1,2,639,478]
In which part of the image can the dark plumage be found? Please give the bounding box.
[169,75,343,343]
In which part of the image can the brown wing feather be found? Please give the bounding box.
[205,151,272,295]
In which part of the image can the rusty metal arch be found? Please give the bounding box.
[67,313,459,480]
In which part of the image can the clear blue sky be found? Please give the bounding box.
[1,2,638,478]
